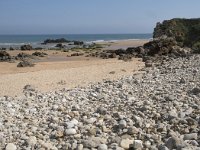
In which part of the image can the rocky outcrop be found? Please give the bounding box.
[153,18,200,52]
[143,36,192,57]
[20,45,33,51]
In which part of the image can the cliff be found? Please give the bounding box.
[153,18,200,51]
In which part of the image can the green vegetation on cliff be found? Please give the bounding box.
[153,18,200,52]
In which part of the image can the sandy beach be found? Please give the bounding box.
[0,39,147,97]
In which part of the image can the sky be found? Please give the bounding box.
[0,0,199,34]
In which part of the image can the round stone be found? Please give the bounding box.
[98,144,108,150]
[65,129,77,135]
[6,143,17,150]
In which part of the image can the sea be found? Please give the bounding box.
[0,34,152,48]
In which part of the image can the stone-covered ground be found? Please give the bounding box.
[1,55,200,150]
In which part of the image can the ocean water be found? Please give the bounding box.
[0,34,152,47]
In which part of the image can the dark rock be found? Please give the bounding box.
[42,38,70,44]
[32,52,47,57]
[1,47,7,50]
[114,49,127,55]
[145,60,153,67]
[118,54,132,61]
[16,53,34,60]
[20,45,33,51]
[73,41,84,45]
[9,47,14,50]
[0,51,11,62]
[17,60,35,67]
[23,85,36,92]
[190,87,200,95]
[99,53,109,59]
[55,43,65,48]
[34,47,43,50]
[126,46,146,56]
[71,53,84,57]
[108,53,117,58]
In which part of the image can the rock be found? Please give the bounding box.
[0,51,11,62]
[16,52,34,60]
[27,136,37,146]
[153,18,200,51]
[165,137,182,149]
[86,117,96,124]
[65,129,77,135]
[143,36,177,56]
[133,140,143,149]
[180,77,186,84]
[73,41,84,45]
[98,144,108,150]
[71,53,84,57]
[127,126,139,135]
[55,43,65,48]
[5,143,17,150]
[118,54,132,61]
[77,144,83,150]
[119,120,127,128]
[190,87,200,95]
[32,52,47,57]
[96,106,107,115]
[183,133,198,140]
[145,60,153,67]
[20,44,32,50]
[42,38,70,44]
[17,60,35,67]
[83,139,98,148]
[120,139,134,149]
[23,84,36,92]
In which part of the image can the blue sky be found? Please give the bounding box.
[0,0,199,34]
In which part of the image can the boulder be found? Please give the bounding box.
[71,53,84,57]
[0,51,11,62]
[32,52,47,57]
[20,45,33,50]
[16,53,34,60]
[73,41,84,45]
[17,60,35,67]
[55,43,65,48]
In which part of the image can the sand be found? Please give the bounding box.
[0,39,147,97]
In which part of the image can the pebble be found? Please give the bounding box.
[120,139,134,149]
[5,143,17,150]
[65,129,77,135]
[98,144,108,150]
